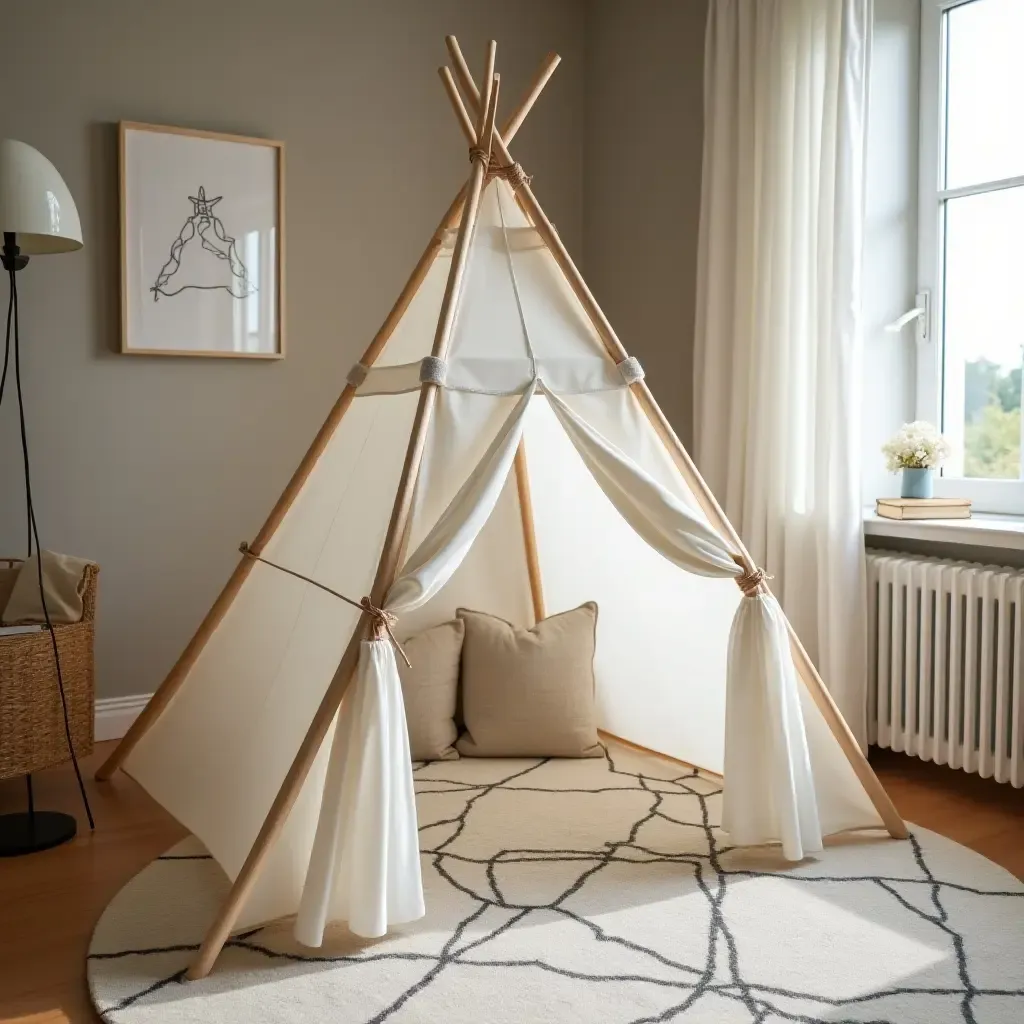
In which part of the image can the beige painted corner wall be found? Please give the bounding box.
[583,0,708,447]
[0,0,586,700]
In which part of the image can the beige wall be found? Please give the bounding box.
[583,0,708,445]
[0,0,586,699]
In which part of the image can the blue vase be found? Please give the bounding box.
[901,467,933,499]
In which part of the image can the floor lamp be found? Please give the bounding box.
[0,139,92,855]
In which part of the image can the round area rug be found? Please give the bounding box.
[89,746,1024,1023]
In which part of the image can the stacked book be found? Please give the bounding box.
[0,624,44,637]
[875,497,971,521]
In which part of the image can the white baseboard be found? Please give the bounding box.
[95,693,152,742]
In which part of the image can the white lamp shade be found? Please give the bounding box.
[0,139,82,254]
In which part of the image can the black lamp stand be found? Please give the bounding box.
[0,775,77,856]
[0,230,91,856]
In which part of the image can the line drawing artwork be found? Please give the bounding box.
[151,186,257,301]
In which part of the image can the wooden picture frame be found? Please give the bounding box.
[119,122,285,359]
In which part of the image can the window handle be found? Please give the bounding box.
[884,291,930,342]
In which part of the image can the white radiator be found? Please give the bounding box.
[867,551,1024,787]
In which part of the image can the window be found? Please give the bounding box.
[918,0,1024,512]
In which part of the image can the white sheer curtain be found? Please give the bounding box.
[694,0,873,748]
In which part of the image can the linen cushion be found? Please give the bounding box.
[0,566,19,612]
[398,618,465,761]
[456,603,602,758]
[2,550,92,625]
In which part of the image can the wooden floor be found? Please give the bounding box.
[0,742,1021,1023]
[0,744,184,1024]
[868,745,1024,878]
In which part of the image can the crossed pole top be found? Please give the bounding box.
[439,37,560,197]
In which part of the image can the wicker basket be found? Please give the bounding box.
[0,559,97,779]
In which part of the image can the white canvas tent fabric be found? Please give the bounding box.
[122,179,883,949]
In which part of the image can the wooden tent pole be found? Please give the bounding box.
[95,51,554,784]
[441,68,476,143]
[514,440,546,623]
[444,36,907,842]
[186,55,502,982]
[501,53,560,141]
[441,65,547,625]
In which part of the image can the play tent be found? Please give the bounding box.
[98,38,905,980]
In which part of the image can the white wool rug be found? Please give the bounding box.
[89,740,1024,1023]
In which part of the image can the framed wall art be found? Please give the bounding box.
[119,122,284,358]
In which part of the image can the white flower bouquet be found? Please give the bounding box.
[881,421,952,472]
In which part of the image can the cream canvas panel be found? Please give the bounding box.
[445,182,615,381]
[524,393,740,774]
[356,181,621,399]
[445,187,531,366]
[798,684,880,832]
[489,182,618,368]
[124,392,419,927]
[371,246,450,367]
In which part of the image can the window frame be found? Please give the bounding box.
[917,0,1024,514]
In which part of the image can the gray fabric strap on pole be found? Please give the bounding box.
[347,363,369,388]
[617,356,645,385]
[419,356,448,386]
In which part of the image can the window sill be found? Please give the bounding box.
[863,508,1024,552]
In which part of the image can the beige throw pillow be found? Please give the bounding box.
[398,618,465,761]
[0,566,19,612]
[456,603,602,758]
[2,550,92,625]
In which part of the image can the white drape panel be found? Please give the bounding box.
[724,596,821,858]
[544,391,738,578]
[694,0,873,747]
[292,640,421,945]
[294,384,535,945]
[545,391,823,859]
[388,384,537,611]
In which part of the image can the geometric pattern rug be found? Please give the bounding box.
[88,739,1024,1023]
